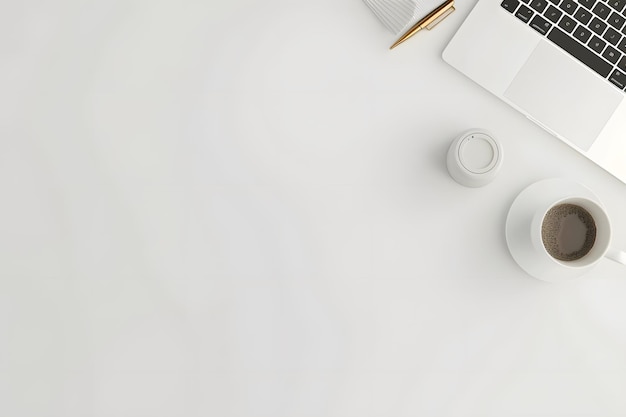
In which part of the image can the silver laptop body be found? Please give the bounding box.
[443,0,626,184]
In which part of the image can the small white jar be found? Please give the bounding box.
[447,129,503,187]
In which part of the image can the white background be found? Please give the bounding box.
[2,0,626,415]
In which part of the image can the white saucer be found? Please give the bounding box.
[505,178,601,282]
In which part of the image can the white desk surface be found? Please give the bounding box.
[3,1,626,415]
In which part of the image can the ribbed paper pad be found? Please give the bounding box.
[363,0,446,35]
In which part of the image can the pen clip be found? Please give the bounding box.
[425,5,455,30]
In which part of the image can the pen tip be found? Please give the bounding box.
[389,39,402,50]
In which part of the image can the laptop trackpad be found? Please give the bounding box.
[504,40,622,151]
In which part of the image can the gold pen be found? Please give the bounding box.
[390,0,455,50]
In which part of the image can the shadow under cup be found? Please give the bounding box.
[532,197,611,269]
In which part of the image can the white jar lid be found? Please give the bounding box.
[447,129,502,187]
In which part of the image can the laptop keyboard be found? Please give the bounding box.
[501,0,626,90]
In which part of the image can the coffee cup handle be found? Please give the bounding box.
[605,248,626,266]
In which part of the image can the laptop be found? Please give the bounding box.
[443,0,626,184]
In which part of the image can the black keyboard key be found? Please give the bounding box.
[603,27,622,44]
[558,15,577,32]
[609,69,626,89]
[579,0,596,8]
[590,17,608,35]
[530,14,553,34]
[530,0,548,12]
[548,27,613,77]
[589,35,607,53]
[618,37,626,53]
[545,4,563,22]
[603,45,621,62]
[617,55,626,71]
[574,25,593,42]
[501,0,520,12]
[608,12,626,30]
[608,0,626,12]
[574,7,592,24]
[559,0,578,13]
[516,4,535,22]
[548,0,560,4]
[592,2,611,18]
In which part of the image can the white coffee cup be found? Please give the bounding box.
[506,179,626,282]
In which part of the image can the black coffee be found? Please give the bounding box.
[541,204,597,261]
